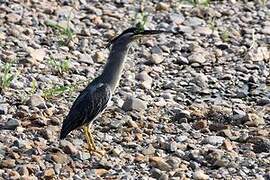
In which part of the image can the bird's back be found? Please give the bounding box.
[60,81,111,139]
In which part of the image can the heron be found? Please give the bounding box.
[60,26,174,154]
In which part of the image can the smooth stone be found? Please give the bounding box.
[150,53,164,64]
[4,118,20,130]
[193,170,209,180]
[27,95,45,108]
[202,136,225,145]
[122,97,147,112]
[0,104,9,114]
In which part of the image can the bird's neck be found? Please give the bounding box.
[100,42,131,92]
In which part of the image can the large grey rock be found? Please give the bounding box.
[27,95,45,108]
[135,71,152,82]
[122,97,147,111]
[0,104,8,114]
[149,53,164,64]
[4,118,20,130]
[142,144,156,155]
[193,170,209,180]
[188,52,207,64]
[202,136,225,145]
[262,26,270,35]
[170,13,185,25]
[6,13,21,23]
[79,54,94,64]
[185,17,204,27]
[27,48,46,63]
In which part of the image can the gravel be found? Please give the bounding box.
[0,0,269,179]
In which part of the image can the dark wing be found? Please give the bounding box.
[60,83,111,139]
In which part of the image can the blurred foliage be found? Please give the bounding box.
[0,61,16,92]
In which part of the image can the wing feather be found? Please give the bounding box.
[60,83,111,139]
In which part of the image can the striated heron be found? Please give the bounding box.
[60,26,174,154]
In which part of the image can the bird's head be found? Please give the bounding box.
[107,26,173,48]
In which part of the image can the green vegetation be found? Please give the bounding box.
[208,17,216,32]
[181,0,211,6]
[48,57,70,75]
[135,12,148,32]
[30,79,37,95]
[42,84,75,100]
[45,20,75,45]
[220,30,230,42]
[0,62,16,91]
[259,0,267,5]
[42,80,87,100]
[134,0,148,32]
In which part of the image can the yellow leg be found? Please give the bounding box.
[87,125,96,151]
[83,126,94,152]
[83,124,105,156]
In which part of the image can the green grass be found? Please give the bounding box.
[181,0,211,6]
[0,62,16,91]
[42,85,75,100]
[134,0,148,32]
[42,80,87,100]
[30,79,37,95]
[135,11,148,32]
[45,20,75,46]
[220,30,230,42]
[48,57,70,75]
[208,17,216,32]
[259,0,267,5]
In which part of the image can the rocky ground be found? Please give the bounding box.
[0,0,270,179]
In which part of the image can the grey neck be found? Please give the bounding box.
[100,42,131,92]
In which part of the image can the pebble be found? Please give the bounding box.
[253,138,270,153]
[95,168,108,177]
[4,118,20,130]
[43,168,55,178]
[156,2,170,11]
[93,51,105,63]
[149,156,172,171]
[194,120,208,130]
[188,52,207,64]
[150,53,164,64]
[122,97,147,111]
[193,170,209,180]
[186,17,204,27]
[0,104,9,114]
[135,71,152,82]
[223,139,234,151]
[112,145,123,156]
[170,13,185,25]
[60,140,78,155]
[79,54,94,64]
[195,27,212,35]
[27,95,45,108]
[0,159,16,168]
[261,26,270,35]
[110,119,126,129]
[142,144,156,155]
[51,152,68,164]
[28,48,46,63]
[245,113,265,127]
[202,136,225,145]
[6,13,21,23]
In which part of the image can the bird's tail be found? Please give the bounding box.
[60,128,69,139]
[59,117,73,139]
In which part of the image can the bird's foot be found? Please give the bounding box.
[84,146,105,157]
[91,148,106,157]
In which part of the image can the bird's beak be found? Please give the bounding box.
[132,29,184,40]
[133,30,172,39]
